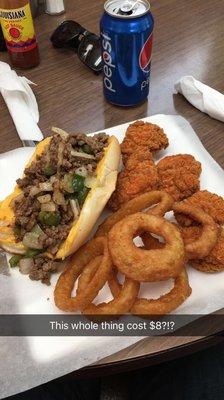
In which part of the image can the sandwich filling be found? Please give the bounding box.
[9,130,108,284]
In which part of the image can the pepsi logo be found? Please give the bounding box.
[139,33,153,72]
[102,32,116,93]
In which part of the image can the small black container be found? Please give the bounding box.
[0,24,7,52]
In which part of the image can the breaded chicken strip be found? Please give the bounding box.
[121,120,169,163]
[181,226,224,273]
[108,148,160,211]
[174,190,224,227]
[157,154,202,202]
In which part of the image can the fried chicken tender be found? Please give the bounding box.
[108,148,160,211]
[157,154,202,202]
[181,226,224,273]
[174,190,224,227]
[121,120,169,163]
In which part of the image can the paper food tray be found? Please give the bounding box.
[0,114,224,398]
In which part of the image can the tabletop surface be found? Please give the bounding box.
[0,0,224,372]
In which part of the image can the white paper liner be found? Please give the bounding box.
[0,114,224,398]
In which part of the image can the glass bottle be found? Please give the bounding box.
[0,0,40,68]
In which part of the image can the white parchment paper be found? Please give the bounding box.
[0,114,224,398]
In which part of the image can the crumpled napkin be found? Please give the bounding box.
[175,76,224,123]
[0,62,43,142]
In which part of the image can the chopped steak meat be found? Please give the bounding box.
[17,132,108,188]
[42,225,71,255]
[29,258,61,286]
[11,131,108,284]
[14,196,40,234]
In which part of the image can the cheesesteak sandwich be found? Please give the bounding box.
[0,128,120,284]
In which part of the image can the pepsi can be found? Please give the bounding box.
[100,0,154,106]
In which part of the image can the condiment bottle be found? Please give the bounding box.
[0,0,39,68]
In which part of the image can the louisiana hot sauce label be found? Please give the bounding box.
[0,3,37,53]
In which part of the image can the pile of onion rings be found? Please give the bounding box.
[54,237,112,312]
[54,185,222,317]
[54,190,203,317]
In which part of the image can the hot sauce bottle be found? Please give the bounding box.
[0,0,39,68]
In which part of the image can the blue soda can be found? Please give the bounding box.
[100,0,154,106]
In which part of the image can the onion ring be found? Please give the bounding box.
[108,268,191,315]
[96,191,174,238]
[143,224,223,274]
[108,213,185,282]
[191,228,224,272]
[77,256,139,316]
[77,256,102,295]
[173,203,218,260]
[132,269,191,315]
[82,268,140,316]
[54,237,111,312]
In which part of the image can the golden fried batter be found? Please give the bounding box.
[157,154,202,202]
[121,120,169,162]
[181,226,224,273]
[143,225,224,273]
[181,226,224,272]
[190,260,224,273]
[108,148,160,211]
[141,233,165,250]
[174,190,224,227]
[180,226,202,243]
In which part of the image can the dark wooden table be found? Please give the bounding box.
[1,0,224,377]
